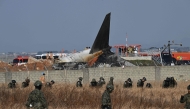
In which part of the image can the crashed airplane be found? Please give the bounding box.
[55,13,124,69]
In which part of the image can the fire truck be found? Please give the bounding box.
[162,52,190,65]
[13,56,29,66]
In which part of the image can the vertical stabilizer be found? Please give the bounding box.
[89,13,111,54]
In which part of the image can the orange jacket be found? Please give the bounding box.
[40,76,45,83]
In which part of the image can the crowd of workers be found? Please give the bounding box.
[6,73,189,109]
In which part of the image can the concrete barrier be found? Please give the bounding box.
[0,66,189,84]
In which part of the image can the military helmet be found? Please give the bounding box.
[127,78,132,82]
[12,80,16,83]
[143,77,147,81]
[110,77,114,80]
[171,77,174,80]
[34,80,42,86]
[92,78,96,82]
[79,77,83,80]
[106,84,114,90]
[100,77,104,80]
[51,80,55,84]
[187,85,190,90]
[166,77,170,81]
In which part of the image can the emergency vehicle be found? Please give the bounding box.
[13,56,29,66]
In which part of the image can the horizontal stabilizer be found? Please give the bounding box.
[90,13,111,54]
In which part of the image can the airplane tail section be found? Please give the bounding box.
[89,13,111,54]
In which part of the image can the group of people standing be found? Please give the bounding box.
[22,74,189,109]
[123,77,152,88]
[76,77,106,88]
[76,76,114,109]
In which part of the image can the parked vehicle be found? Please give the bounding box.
[13,56,28,66]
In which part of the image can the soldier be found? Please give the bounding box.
[22,77,30,88]
[108,77,114,86]
[25,80,48,109]
[162,77,177,88]
[123,78,133,88]
[8,80,16,88]
[76,77,83,87]
[97,77,106,87]
[45,80,55,88]
[137,77,146,87]
[169,77,177,87]
[89,78,97,87]
[180,85,190,109]
[101,84,114,109]
[146,83,153,88]
[162,77,170,88]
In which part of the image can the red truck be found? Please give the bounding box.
[13,56,29,66]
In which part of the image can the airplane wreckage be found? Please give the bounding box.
[54,13,126,69]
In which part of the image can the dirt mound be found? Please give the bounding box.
[0,59,54,72]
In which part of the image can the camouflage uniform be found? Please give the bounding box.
[90,78,97,87]
[162,77,170,88]
[146,83,153,88]
[123,78,133,88]
[108,77,114,86]
[169,77,177,87]
[45,80,55,88]
[22,77,30,88]
[76,77,83,87]
[137,77,146,88]
[180,85,190,109]
[97,77,106,87]
[26,80,48,109]
[162,77,177,88]
[8,80,16,88]
[101,84,114,109]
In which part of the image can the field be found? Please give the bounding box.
[0,81,188,109]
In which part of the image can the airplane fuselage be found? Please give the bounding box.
[57,49,103,63]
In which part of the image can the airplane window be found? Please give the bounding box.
[35,56,41,59]
[53,56,59,59]
[42,56,47,59]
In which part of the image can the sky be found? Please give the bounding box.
[0,0,190,53]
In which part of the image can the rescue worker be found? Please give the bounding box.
[137,77,146,87]
[76,77,83,87]
[180,85,190,109]
[8,80,17,88]
[89,78,97,87]
[25,80,48,109]
[97,77,106,87]
[101,84,114,109]
[45,80,55,88]
[123,78,133,88]
[146,83,153,88]
[22,77,30,88]
[40,72,46,84]
[108,77,114,86]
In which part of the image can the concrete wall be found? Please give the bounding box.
[0,66,189,84]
